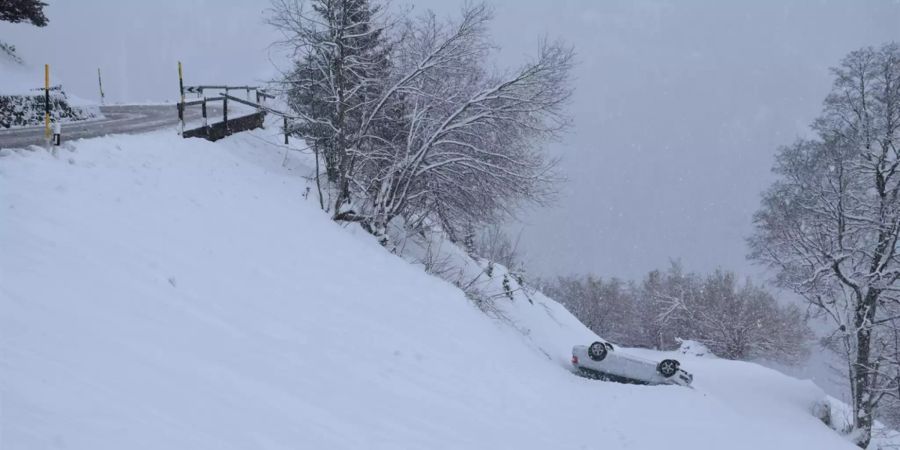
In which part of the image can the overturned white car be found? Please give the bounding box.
[571,341,693,387]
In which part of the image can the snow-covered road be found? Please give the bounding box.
[0,104,218,149]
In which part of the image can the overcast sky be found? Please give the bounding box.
[4,0,900,281]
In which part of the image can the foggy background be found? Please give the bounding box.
[4,0,899,282]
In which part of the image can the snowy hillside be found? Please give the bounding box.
[0,127,867,449]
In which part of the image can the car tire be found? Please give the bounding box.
[588,341,608,361]
[657,359,680,378]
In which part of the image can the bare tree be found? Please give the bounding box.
[473,224,523,270]
[268,0,390,215]
[643,267,811,362]
[543,263,811,362]
[542,275,639,345]
[348,9,572,238]
[638,263,698,350]
[749,43,900,448]
[271,1,572,241]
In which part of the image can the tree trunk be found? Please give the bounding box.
[852,289,879,448]
[853,327,873,448]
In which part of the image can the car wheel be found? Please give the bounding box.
[588,341,608,361]
[657,359,679,378]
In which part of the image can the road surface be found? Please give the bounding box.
[0,104,219,149]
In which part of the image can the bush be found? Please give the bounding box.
[642,265,811,364]
[0,92,97,128]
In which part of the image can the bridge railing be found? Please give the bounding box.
[184,85,276,104]
[177,87,295,143]
[176,63,294,143]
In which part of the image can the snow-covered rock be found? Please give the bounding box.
[676,339,715,358]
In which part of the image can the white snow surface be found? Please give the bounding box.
[0,127,869,449]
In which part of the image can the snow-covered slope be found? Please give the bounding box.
[0,129,862,449]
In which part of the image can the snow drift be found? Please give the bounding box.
[0,126,870,449]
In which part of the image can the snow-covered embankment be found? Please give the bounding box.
[0,126,862,449]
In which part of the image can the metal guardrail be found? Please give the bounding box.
[29,85,63,93]
[183,85,275,103]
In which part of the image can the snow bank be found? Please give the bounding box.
[676,339,715,358]
[0,126,863,450]
[818,397,900,449]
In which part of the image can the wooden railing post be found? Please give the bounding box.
[284,116,289,145]
[97,68,105,106]
[44,64,51,143]
[178,61,185,135]
[201,97,208,128]
[223,96,229,134]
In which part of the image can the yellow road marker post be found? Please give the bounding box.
[178,61,185,135]
[44,64,51,143]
